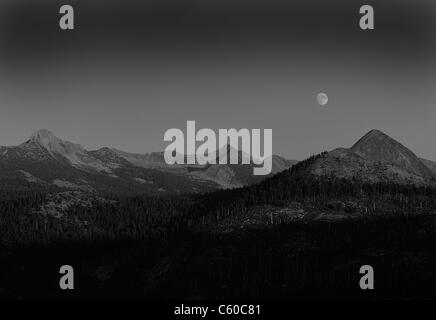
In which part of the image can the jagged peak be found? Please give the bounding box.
[26,129,85,155]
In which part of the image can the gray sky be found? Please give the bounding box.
[1,0,435,160]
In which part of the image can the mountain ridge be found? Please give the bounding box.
[0,129,296,193]
[2,128,434,193]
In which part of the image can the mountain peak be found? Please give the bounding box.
[367,129,386,135]
[30,129,59,145]
[215,143,253,164]
[27,129,87,160]
[352,129,390,146]
[30,129,63,150]
[352,129,402,152]
[351,129,433,179]
[32,128,56,137]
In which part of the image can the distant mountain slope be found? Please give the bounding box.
[0,129,296,194]
[187,144,297,188]
[420,158,436,177]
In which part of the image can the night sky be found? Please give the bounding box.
[0,0,435,160]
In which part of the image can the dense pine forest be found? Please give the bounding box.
[1,154,436,299]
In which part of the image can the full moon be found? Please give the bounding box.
[317,93,329,106]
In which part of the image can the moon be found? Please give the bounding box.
[317,93,329,106]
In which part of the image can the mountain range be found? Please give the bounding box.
[0,129,296,194]
[1,128,435,196]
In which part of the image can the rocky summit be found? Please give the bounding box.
[308,129,436,186]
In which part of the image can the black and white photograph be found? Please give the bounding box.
[1,0,436,309]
